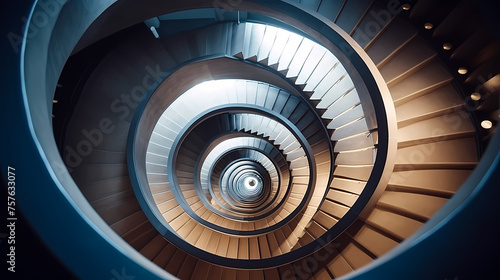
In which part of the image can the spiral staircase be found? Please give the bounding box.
[2,0,500,279]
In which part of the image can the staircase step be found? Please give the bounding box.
[335,0,372,34]
[233,52,244,59]
[303,53,339,92]
[246,55,258,62]
[317,76,354,109]
[139,234,168,259]
[331,118,369,141]
[396,137,478,166]
[317,0,345,21]
[256,25,278,62]
[366,16,418,65]
[363,207,422,241]
[377,191,448,221]
[72,163,128,184]
[257,57,269,66]
[389,60,453,106]
[346,222,399,257]
[395,84,464,126]
[267,28,291,65]
[295,44,327,85]
[327,104,364,130]
[322,88,360,119]
[352,1,396,48]
[335,148,375,165]
[247,24,266,59]
[397,111,475,147]
[389,168,474,198]
[334,165,373,181]
[309,64,346,100]
[277,33,303,71]
[177,254,197,279]
[380,37,436,86]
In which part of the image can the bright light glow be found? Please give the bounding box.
[424,22,433,30]
[150,26,159,39]
[443,43,452,50]
[244,177,258,191]
[257,25,278,61]
[470,92,481,101]
[287,39,315,77]
[481,120,493,129]
[402,4,411,10]
[268,29,290,65]
[458,67,468,75]
[199,136,284,193]
[278,33,303,70]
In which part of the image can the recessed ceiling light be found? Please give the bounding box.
[402,4,411,10]
[481,120,493,129]
[244,176,259,191]
[150,26,159,39]
[53,100,58,103]
[470,92,481,101]
[443,43,452,50]
[458,67,468,75]
[424,22,433,29]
